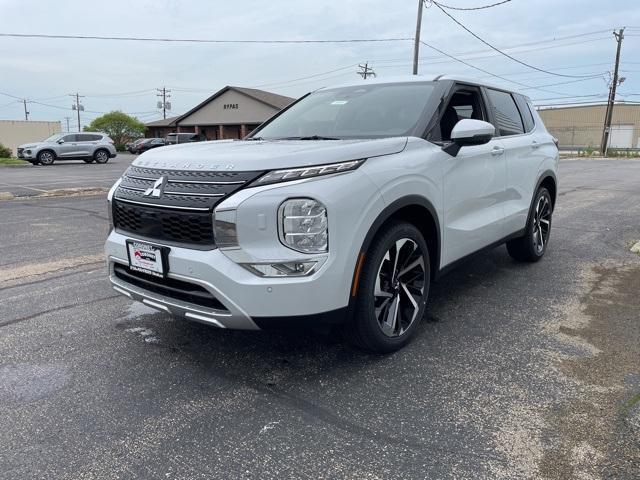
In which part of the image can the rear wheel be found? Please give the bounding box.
[37,150,55,166]
[507,187,553,262]
[347,221,430,353]
[94,149,109,164]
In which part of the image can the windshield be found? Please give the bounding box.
[43,134,63,142]
[254,82,437,140]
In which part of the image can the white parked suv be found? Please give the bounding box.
[105,75,558,353]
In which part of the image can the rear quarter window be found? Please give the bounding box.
[486,89,525,136]
[514,95,535,132]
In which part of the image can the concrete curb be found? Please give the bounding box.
[0,187,109,201]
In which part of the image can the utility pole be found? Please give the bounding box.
[69,93,85,132]
[64,116,71,132]
[22,99,29,121]
[413,0,424,75]
[157,87,171,119]
[357,62,376,79]
[601,28,625,155]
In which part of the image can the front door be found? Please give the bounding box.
[57,134,80,157]
[436,85,507,266]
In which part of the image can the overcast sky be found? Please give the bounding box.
[1,0,639,128]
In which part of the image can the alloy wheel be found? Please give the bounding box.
[39,151,53,165]
[95,151,108,163]
[532,194,552,253]
[374,238,426,337]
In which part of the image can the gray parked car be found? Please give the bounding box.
[17,132,117,165]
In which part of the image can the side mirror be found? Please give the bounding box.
[443,119,495,157]
[57,139,65,144]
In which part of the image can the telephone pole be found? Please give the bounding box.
[69,93,85,132]
[413,0,424,75]
[22,99,29,121]
[157,87,171,119]
[357,62,376,79]
[601,28,625,155]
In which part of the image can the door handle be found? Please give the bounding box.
[531,140,540,149]
[491,146,505,156]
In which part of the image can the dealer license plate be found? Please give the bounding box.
[126,240,167,278]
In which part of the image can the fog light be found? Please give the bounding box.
[243,261,318,277]
[279,198,328,253]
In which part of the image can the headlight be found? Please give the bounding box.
[250,159,365,186]
[279,198,328,254]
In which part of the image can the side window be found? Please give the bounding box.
[76,134,92,142]
[513,95,535,133]
[62,134,77,142]
[486,89,524,136]
[435,87,487,142]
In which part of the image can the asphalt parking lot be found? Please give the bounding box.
[0,153,136,197]
[1,158,639,479]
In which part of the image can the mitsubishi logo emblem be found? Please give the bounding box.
[144,176,167,198]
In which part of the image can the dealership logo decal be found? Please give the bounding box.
[144,176,167,198]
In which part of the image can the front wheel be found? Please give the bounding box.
[347,221,430,353]
[507,187,553,262]
[37,150,55,166]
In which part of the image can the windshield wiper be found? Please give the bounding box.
[279,135,340,141]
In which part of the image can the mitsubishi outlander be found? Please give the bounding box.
[105,75,558,353]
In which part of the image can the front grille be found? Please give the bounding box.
[113,264,228,311]
[17,148,24,157]
[112,165,265,247]
[113,201,214,245]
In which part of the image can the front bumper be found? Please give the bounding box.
[106,230,349,330]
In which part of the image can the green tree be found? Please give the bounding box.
[84,111,146,150]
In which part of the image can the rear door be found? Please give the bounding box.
[485,89,542,236]
[75,133,100,156]
[437,84,507,266]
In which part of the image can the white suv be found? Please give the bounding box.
[105,75,558,353]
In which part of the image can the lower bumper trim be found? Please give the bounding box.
[252,307,349,329]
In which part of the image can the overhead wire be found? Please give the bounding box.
[428,1,607,79]
[432,0,512,10]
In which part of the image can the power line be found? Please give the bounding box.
[417,40,576,95]
[252,64,358,88]
[0,32,413,44]
[432,0,512,11]
[429,1,607,79]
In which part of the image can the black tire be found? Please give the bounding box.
[83,158,94,164]
[507,187,553,262]
[347,221,431,353]
[37,150,55,166]
[94,149,109,164]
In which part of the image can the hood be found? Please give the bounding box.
[18,141,46,149]
[132,138,408,171]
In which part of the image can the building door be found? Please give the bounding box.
[608,124,634,148]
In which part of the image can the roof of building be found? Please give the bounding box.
[144,115,180,127]
[145,86,294,128]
